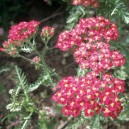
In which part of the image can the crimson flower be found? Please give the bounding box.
[52,74,125,118]
[8,20,40,42]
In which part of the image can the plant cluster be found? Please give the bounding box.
[53,16,126,119]
[52,74,125,118]
[1,21,40,55]
[1,0,129,129]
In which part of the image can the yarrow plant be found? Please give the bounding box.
[1,0,129,128]
[8,21,40,41]
[52,74,124,118]
[53,16,126,119]
[56,16,119,51]
[0,19,59,128]
[56,16,125,71]
[1,21,40,56]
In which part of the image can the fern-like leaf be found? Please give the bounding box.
[66,5,89,29]
[111,0,129,24]
[90,115,102,129]
[98,0,129,24]
[117,98,129,122]
[28,71,56,92]
[68,115,88,129]
[28,74,45,92]
[14,66,28,89]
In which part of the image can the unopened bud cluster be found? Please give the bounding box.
[41,26,54,39]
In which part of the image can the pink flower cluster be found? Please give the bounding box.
[56,16,119,51]
[41,26,55,38]
[52,73,124,118]
[56,17,125,71]
[8,20,40,42]
[0,20,40,55]
[74,42,125,71]
[72,0,99,8]
[53,16,126,118]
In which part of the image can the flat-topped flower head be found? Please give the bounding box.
[0,20,40,55]
[52,74,124,118]
[76,16,119,42]
[56,17,119,51]
[73,42,125,71]
[56,30,82,51]
[8,20,40,42]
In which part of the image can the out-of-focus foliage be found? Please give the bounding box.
[97,0,129,23]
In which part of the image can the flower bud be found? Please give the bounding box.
[32,56,40,63]
[40,26,54,43]
[0,48,4,52]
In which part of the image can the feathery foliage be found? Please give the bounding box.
[98,0,129,24]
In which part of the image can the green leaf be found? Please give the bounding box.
[118,100,129,122]
[111,0,129,24]
[38,114,48,129]
[114,66,127,80]
[90,115,102,129]
[98,0,129,24]
[97,0,115,18]
[77,67,89,77]
[0,66,10,74]
[14,66,28,89]
[21,47,33,53]
[28,74,45,92]
[28,72,55,92]
[6,102,22,112]
[67,14,79,24]
[66,5,88,29]
[67,114,90,129]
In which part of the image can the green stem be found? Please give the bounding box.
[42,45,62,81]
[20,55,43,67]
[21,112,33,129]
[21,119,28,129]
[15,66,29,102]
[33,42,55,84]
[35,48,50,71]
[28,40,47,69]
[28,39,61,83]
